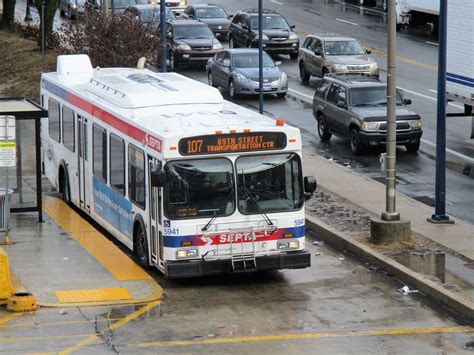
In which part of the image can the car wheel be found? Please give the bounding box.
[299,61,310,82]
[350,128,364,155]
[134,222,149,269]
[322,67,329,77]
[289,52,298,60]
[405,141,420,153]
[208,71,217,88]
[229,36,235,48]
[317,115,332,142]
[229,79,236,99]
[277,92,287,99]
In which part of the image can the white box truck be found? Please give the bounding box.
[395,0,439,30]
[446,0,474,138]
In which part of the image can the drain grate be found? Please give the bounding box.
[372,176,386,185]
[411,195,436,207]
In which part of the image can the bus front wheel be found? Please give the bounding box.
[134,221,149,268]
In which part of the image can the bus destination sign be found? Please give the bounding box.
[179,132,287,155]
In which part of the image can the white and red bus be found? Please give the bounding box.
[40,54,316,278]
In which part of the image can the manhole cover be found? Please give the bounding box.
[411,196,436,207]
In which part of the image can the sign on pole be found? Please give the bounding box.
[0,116,16,168]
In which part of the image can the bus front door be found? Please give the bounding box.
[77,116,89,212]
[148,156,162,267]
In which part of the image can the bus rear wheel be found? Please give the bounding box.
[134,222,149,268]
[59,167,70,203]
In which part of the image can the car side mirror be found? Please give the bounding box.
[314,49,322,56]
[150,170,166,188]
[365,49,371,54]
[228,14,233,19]
[290,24,295,29]
[275,60,282,66]
[337,100,347,109]
[304,176,317,195]
[403,98,412,105]
[242,24,249,31]
[188,14,194,18]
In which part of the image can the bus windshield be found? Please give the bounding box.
[164,158,235,219]
[236,153,303,214]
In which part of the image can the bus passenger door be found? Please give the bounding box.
[148,156,162,267]
[77,116,90,212]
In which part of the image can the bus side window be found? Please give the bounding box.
[128,145,145,209]
[62,106,75,152]
[110,133,125,195]
[93,124,107,182]
[48,98,61,142]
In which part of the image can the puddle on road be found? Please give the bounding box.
[393,250,446,282]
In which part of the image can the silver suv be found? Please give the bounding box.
[298,34,379,82]
[312,75,422,155]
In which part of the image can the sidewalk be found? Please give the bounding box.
[4,195,162,307]
[303,150,474,261]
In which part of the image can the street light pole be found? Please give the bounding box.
[258,0,263,114]
[381,0,399,221]
[160,0,167,73]
[429,0,453,224]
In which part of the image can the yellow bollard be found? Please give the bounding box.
[0,248,15,302]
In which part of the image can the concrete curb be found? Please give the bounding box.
[305,215,474,321]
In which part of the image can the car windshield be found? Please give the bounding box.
[236,153,303,214]
[108,0,135,9]
[324,40,365,56]
[195,7,227,18]
[250,15,289,30]
[139,9,175,23]
[350,87,404,107]
[232,53,275,68]
[164,158,235,219]
[174,24,213,39]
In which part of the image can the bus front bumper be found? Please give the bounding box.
[164,250,311,279]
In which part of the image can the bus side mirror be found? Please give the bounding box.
[151,170,166,187]
[304,176,317,195]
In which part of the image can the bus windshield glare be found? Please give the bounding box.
[236,153,303,214]
[164,153,303,219]
[164,158,235,219]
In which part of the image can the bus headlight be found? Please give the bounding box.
[278,240,299,250]
[176,249,198,259]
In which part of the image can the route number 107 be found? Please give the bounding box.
[187,139,203,154]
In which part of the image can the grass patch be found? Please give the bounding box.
[0,28,57,100]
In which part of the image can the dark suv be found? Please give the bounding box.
[162,19,224,69]
[312,75,422,155]
[182,4,231,40]
[228,9,299,59]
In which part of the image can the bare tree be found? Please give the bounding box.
[33,0,60,48]
[1,0,17,27]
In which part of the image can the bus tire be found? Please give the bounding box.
[134,220,149,268]
[59,166,70,203]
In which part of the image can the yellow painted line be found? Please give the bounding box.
[43,198,151,281]
[59,300,160,354]
[55,288,131,303]
[129,326,473,348]
[0,312,23,325]
[366,47,437,71]
[0,316,126,329]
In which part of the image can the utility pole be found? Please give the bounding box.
[160,0,167,72]
[381,0,399,222]
[258,0,263,114]
[103,0,109,16]
[428,0,453,224]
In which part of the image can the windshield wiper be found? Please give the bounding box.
[353,103,378,107]
[240,171,274,228]
[201,188,234,232]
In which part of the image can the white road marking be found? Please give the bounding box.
[287,86,472,164]
[270,0,284,4]
[421,139,474,164]
[335,18,359,26]
[429,89,437,93]
[425,41,439,47]
[398,86,464,109]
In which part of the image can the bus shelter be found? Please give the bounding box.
[0,98,47,222]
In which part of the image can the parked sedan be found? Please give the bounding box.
[182,4,231,40]
[298,34,379,82]
[206,49,288,99]
[123,4,176,30]
[163,19,224,69]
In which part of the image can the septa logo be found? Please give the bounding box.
[146,133,162,153]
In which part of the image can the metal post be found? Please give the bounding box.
[258,0,263,114]
[381,0,400,221]
[41,0,45,73]
[430,0,452,223]
[25,0,32,21]
[110,0,114,13]
[160,1,167,72]
[103,0,109,16]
